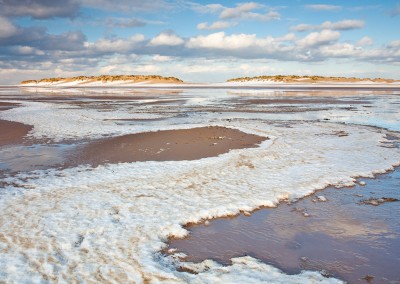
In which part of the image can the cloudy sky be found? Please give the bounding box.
[0,0,399,84]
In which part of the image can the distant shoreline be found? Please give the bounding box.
[19,74,400,89]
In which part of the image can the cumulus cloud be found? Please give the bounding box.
[185,32,297,60]
[187,32,253,49]
[13,46,45,56]
[318,43,361,58]
[89,34,145,53]
[149,32,184,46]
[0,16,19,38]
[388,40,400,48]
[40,31,87,51]
[106,18,147,28]
[191,3,225,14]
[152,55,173,62]
[291,20,364,32]
[197,21,237,30]
[192,2,280,22]
[0,23,86,52]
[219,2,280,21]
[305,4,342,11]
[297,30,340,47]
[357,36,374,46]
[0,0,80,19]
[81,0,169,12]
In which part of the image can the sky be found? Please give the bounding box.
[0,0,399,84]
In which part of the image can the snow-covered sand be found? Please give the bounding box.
[0,88,400,283]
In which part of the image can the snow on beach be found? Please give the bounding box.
[1,89,400,283]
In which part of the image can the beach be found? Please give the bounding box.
[0,85,399,283]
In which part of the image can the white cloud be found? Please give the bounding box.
[89,34,145,53]
[357,36,374,46]
[134,64,162,73]
[297,30,341,47]
[305,4,342,11]
[318,43,361,57]
[98,63,161,75]
[218,2,280,21]
[192,3,225,14]
[0,16,19,38]
[149,32,184,46]
[277,33,297,42]
[152,54,173,62]
[291,20,364,32]
[0,0,79,19]
[321,20,364,30]
[14,46,45,55]
[186,32,257,49]
[197,21,237,30]
[106,18,146,28]
[388,40,400,48]
[185,32,295,60]
[81,0,169,12]
[220,2,261,18]
[291,24,313,32]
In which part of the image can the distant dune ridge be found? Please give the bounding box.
[20,74,400,87]
[227,75,400,84]
[20,75,184,86]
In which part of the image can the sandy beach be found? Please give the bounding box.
[2,0,400,282]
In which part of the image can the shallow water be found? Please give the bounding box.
[168,170,400,283]
[0,144,74,173]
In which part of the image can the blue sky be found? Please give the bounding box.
[0,0,399,84]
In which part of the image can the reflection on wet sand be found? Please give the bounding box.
[168,169,400,283]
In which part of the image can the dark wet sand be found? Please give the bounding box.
[0,102,20,111]
[0,120,33,147]
[167,169,400,283]
[67,126,267,167]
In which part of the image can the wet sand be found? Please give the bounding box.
[167,169,400,283]
[67,126,267,167]
[0,119,32,147]
[0,102,20,111]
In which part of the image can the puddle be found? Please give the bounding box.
[0,144,75,173]
[167,169,400,283]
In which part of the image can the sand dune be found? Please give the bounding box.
[20,75,184,87]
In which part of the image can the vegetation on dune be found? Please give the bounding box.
[20,75,184,85]
[227,75,399,83]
